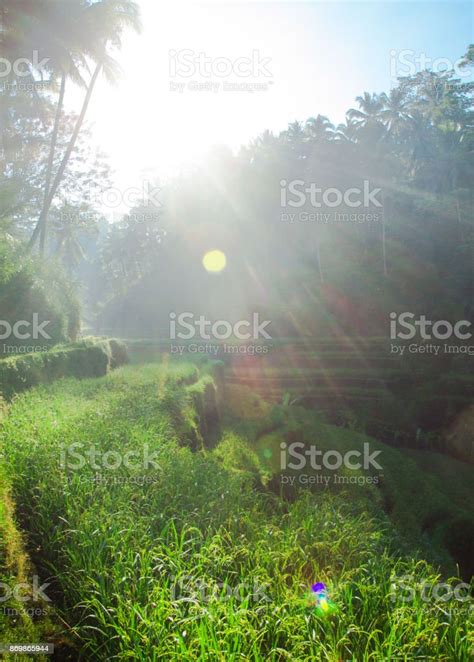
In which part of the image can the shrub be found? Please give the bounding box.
[0,241,81,356]
[0,338,129,399]
[108,338,130,369]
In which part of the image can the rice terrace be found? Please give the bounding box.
[0,0,473,660]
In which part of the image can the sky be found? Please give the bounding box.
[69,0,473,201]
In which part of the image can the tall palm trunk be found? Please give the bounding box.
[29,62,102,251]
[38,71,66,256]
[316,241,324,283]
[452,170,464,244]
[382,197,388,277]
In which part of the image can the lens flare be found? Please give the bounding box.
[202,250,226,273]
[306,581,336,616]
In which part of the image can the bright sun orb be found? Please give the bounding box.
[203,250,226,273]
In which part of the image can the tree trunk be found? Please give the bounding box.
[382,198,388,277]
[39,71,66,256]
[316,241,324,283]
[29,62,102,251]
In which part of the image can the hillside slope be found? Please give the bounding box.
[0,360,472,660]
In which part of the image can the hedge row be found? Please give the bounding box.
[0,338,128,399]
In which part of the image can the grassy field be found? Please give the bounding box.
[0,464,61,661]
[125,338,474,461]
[0,359,473,660]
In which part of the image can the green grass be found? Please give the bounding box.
[0,360,472,660]
[0,464,61,661]
[223,404,474,575]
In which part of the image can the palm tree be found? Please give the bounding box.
[347,92,385,128]
[379,88,410,133]
[334,118,360,143]
[304,115,335,142]
[460,43,474,69]
[51,200,98,273]
[244,129,278,164]
[254,129,277,147]
[280,120,306,148]
[36,0,95,255]
[28,0,141,253]
[280,120,308,160]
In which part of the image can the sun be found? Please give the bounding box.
[202,250,226,273]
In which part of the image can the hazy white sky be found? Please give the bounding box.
[69,0,472,196]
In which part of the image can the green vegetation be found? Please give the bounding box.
[0,464,61,661]
[0,359,472,660]
[0,1,473,658]
[0,338,128,400]
[128,337,474,462]
[0,244,81,357]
